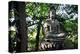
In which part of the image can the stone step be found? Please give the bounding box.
[46,33,65,38]
[44,38,64,42]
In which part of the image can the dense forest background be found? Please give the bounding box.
[9,1,78,53]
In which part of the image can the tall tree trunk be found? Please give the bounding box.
[9,1,28,52]
[35,17,42,51]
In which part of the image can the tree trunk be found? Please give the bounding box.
[35,17,42,51]
[10,1,28,52]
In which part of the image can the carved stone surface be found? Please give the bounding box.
[40,7,65,50]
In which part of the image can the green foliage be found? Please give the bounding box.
[64,32,78,49]
[63,18,78,49]
[28,25,37,51]
[26,2,50,18]
[64,20,75,31]
[26,2,50,51]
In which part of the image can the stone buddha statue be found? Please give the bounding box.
[39,6,65,50]
[44,8,62,36]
